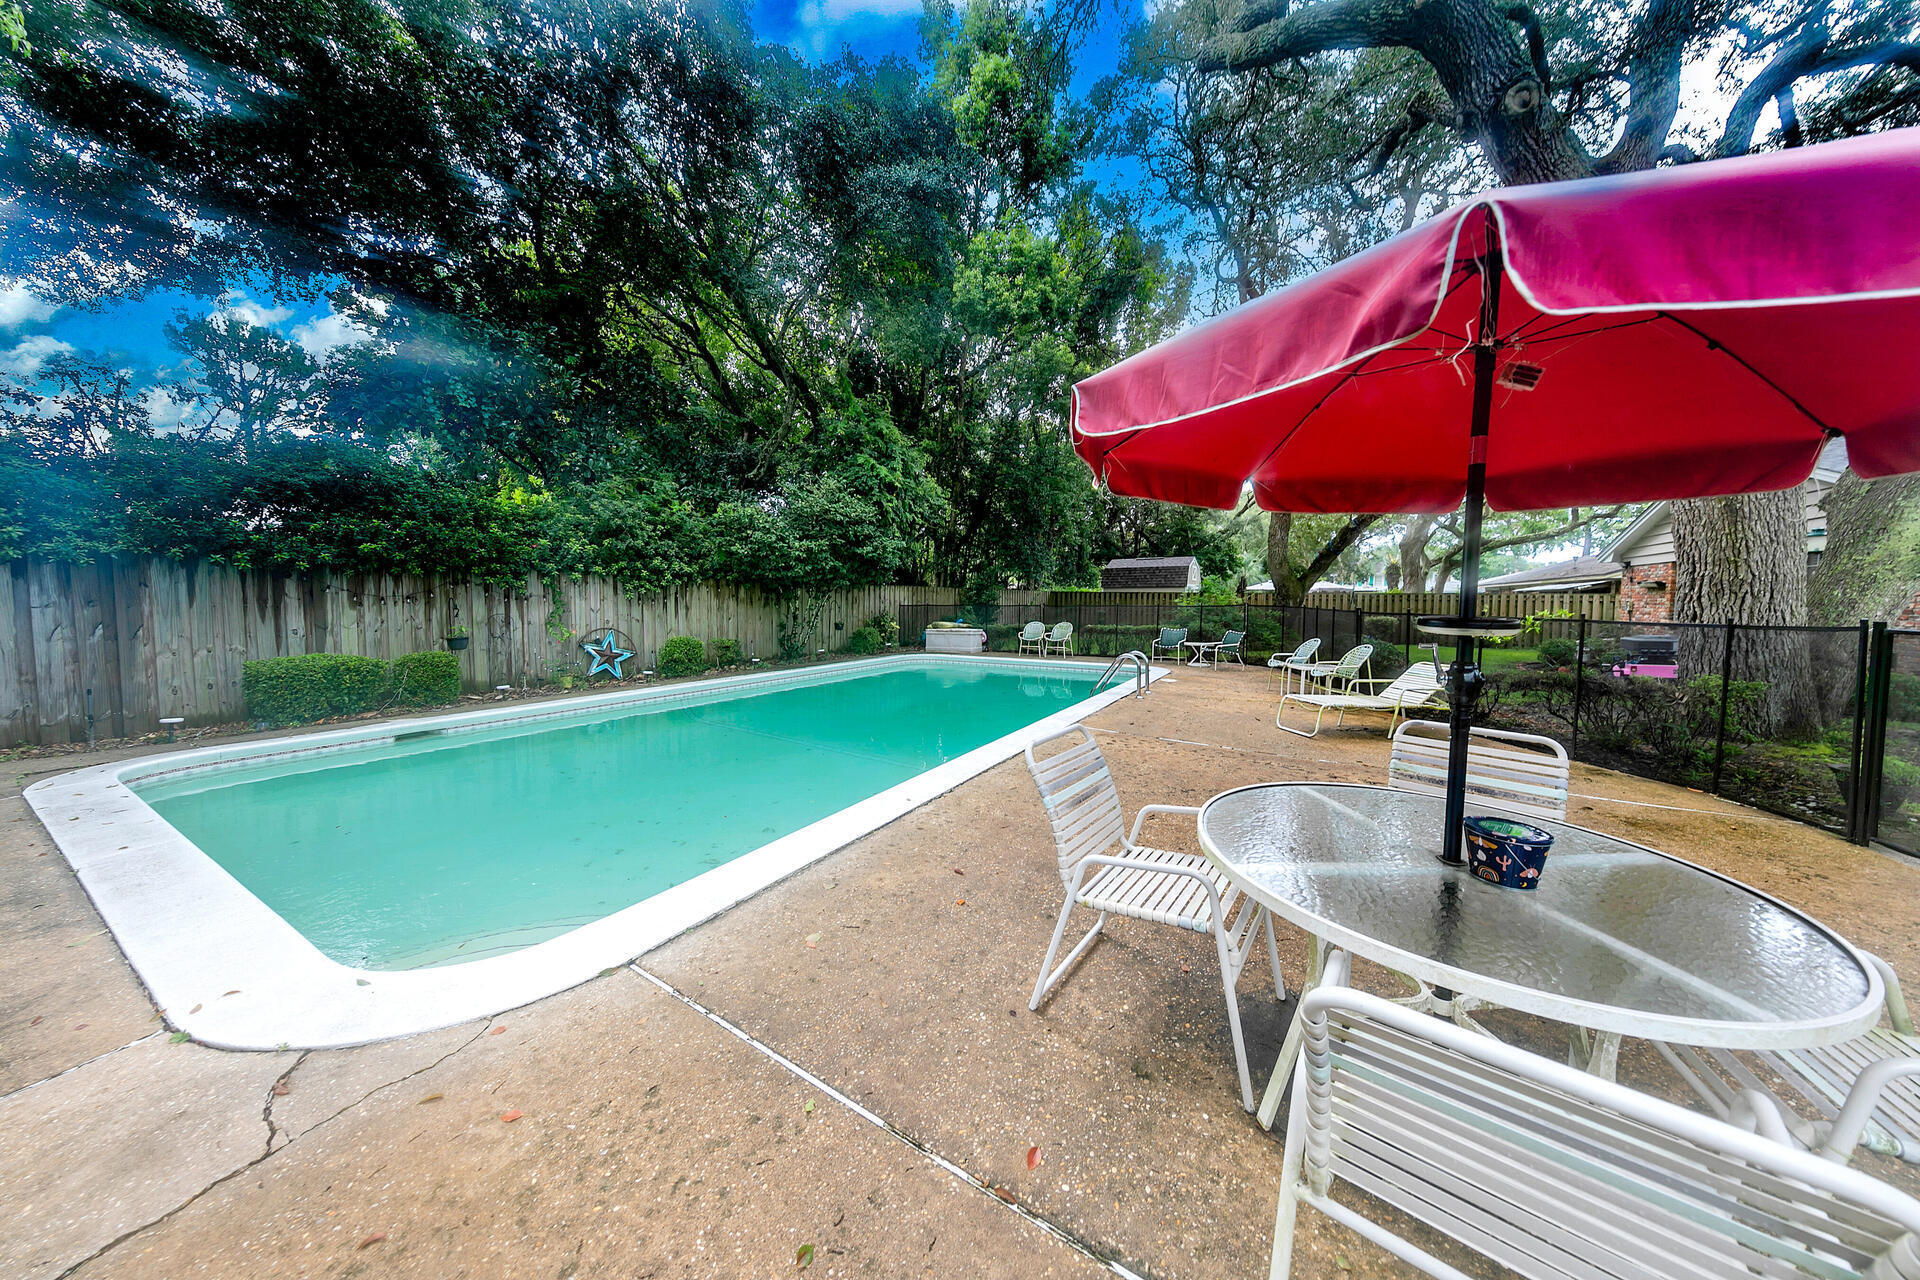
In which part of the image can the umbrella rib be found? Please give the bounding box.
[1655,311,1834,432]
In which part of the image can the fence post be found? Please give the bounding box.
[1354,609,1365,652]
[1862,622,1894,845]
[1571,614,1586,759]
[1847,619,1871,844]
[1710,617,1735,795]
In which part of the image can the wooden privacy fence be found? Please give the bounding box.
[1296,589,1617,620]
[1,557,960,746]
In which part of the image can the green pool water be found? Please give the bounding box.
[135,662,1102,969]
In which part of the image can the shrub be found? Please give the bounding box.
[1360,637,1409,679]
[1891,673,1920,723]
[709,638,744,668]
[243,653,392,725]
[1537,637,1579,668]
[844,626,882,655]
[658,635,706,678]
[1363,615,1404,645]
[388,650,461,706]
[867,611,899,646]
[983,624,1022,652]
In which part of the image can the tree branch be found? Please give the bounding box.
[1501,4,1551,91]
[1297,514,1382,589]
[1594,0,1699,174]
[1719,36,1920,156]
[1196,0,1416,75]
[1361,92,1451,177]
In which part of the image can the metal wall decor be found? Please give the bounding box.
[579,627,637,679]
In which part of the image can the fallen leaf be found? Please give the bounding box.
[169,1031,190,1044]
[598,966,621,977]
[804,932,820,949]
[358,1232,388,1250]
[803,1098,815,1114]
[29,1016,41,1026]
[1334,1255,1351,1271]
[272,1080,291,1097]
[418,1093,444,1104]
[952,868,965,875]
[222,989,241,997]
[355,978,370,986]
[489,1026,506,1035]
[955,898,966,906]
[189,1004,202,1014]
[74,1023,86,1030]
[796,1243,815,1269]
[1026,1145,1042,1170]
[500,1109,523,1123]
[993,1187,1016,1203]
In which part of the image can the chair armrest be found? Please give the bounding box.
[1819,1058,1920,1162]
[1128,804,1202,847]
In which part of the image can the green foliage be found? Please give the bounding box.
[657,636,707,679]
[388,651,462,706]
[709,638,744,668]
[958,573,1002,626]
[1884,757,1920,790]
[1890,673,1920,723]
[866,612,899,646]
[844,626,882,655]
[242,653,393,725]
[1538,637,1579,667]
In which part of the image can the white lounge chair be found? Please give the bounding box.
[1656,949,1920,1166]
[1016,621,1046,655]
[1387,719,1570,821]
[1276,655,1442,738]
[1270,951,1920,1280]
[1042,621,1073,655]
[1150,626,1187,663]
[1266,638,1321,690]
[1025,726,1285,1111]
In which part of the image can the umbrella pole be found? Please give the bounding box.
[1440,232,1504,866]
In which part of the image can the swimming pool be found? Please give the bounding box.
[29,655,1157,1048]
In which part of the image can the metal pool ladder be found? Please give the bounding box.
[1094,650,1150,698]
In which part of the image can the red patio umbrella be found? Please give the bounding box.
[1071,127,1920,864]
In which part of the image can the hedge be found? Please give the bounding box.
[658,635,706,678]
[388,650,462,706]
[243,653,397,725]
[243,650,464,725]
[844,626,881,655]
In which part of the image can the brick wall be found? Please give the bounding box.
[1619,561,1675,622]
[1898,589,1920,629]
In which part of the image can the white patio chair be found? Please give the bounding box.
[1025,726,1285,1112]
[1305,642,1374,694]
[1387,719,1570,821]
[1150,626,1187,663]
[1017,621,1046,655]
[1655,949,1920,1166]
[1042,621,1074,655]
[1267,638,1321,691]
[1276,658,1444,738]
[1271,950,1920,1280]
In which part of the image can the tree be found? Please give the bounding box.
[1391,506,1631,591]
[1194,0,1916,728]
[162,309,324,453]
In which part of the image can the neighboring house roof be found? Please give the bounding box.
[1101,556,1202,590]
[1478,555,1624,592]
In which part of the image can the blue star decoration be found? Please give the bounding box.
[581,634,635,679]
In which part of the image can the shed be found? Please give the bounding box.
[1100,556,1203,591]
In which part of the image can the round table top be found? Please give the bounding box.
[1197,783,1881,1048]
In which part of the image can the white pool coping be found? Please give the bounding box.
[26,653,1164,1050]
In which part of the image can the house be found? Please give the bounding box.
[1606,437,1844,622]
[1100,556,1203,591]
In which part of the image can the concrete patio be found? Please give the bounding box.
[5,664,1918,1279]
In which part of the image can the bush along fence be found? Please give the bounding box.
[902,594,1920,855]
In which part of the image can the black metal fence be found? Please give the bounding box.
[899,598,1920,853]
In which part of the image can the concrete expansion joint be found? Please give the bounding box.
[0,1031,166,1106]
[625,962,1151,1280]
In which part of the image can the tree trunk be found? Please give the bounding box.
[1670,491,1820,737]
[1267,512,1306,603]
[1808,472,1920,625]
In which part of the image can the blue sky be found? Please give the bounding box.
[2,1,1145,395]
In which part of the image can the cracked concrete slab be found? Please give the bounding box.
[0,1036,295,1278]
[267,1019,490,1141]
[69,970,1110,1279]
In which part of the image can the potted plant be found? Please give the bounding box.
[445,624,470,652]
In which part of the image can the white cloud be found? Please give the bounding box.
[0,335,74,379]
[290,308,374,360]
[142,385,194,431]
[0,282,56,330]
[213,292,294,330]
[793,0,923,54]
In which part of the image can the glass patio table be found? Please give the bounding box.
[1196,783,1884,1129]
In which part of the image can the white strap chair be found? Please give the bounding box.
[1271,951,1920,1280]
[1656,950,1920,1165]
[1267,637,1322,691]
[1043,621,1074,655]
[1017,621,1046,654]
[1025,726,1284,1111]
[1387,719,1570,821]
[1276,659,1444,738]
